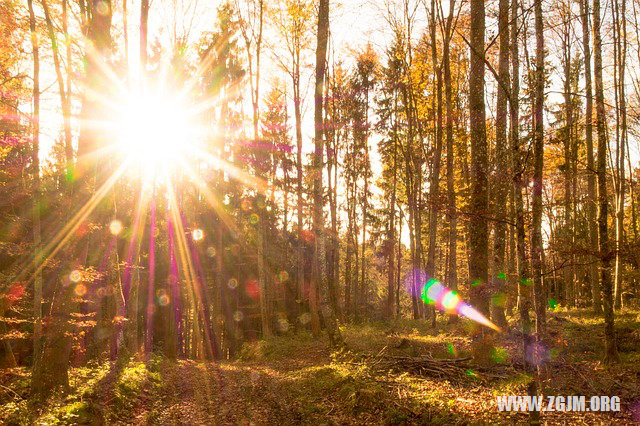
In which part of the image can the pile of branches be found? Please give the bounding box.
[367,351,473,379]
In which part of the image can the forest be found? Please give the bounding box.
[1,0,639,423]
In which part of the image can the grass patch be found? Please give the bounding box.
[238,331,318,361]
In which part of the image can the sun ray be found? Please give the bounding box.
[420,279,501,332]
[120,185,150,305]
[165,183,208,356]
[174,158,240,237]
[145,195,157,356]
[12,159,132,288]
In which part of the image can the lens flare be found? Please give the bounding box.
[74,284,87,296]
[109,219,123,235]
[69,270,82,283]
[442,291,460,311]
[191,228,204,241]
[420,279,501,332]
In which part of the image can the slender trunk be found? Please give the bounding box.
[360,139,370,319]
[511,1,539,420]
[33,0,113,396]
[140,0,149,69]
[293,57,305,329]
[469,0,489,317]
[387,127,398,319]
[491,0,509,328]
[62,0,73,174]
[311,0,342,346]
[613,0,626,310]
[345,177,353,317]
[562,13,575,308]
[444,0,457,306]
[326,104,340,319]
[251,2,269,337]
[123,0,128,64]
[41,0,72,173]
[145,197,156,356]
[28,0,43,360]
[426,0,443,326]
[593,0,619,363]
[396,210,402,317]
[531,0,546,339]
[580,0,602,313]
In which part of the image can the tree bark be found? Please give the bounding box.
[531,0,546,339]
[593,0,619,364]
[468,0,489,317]
[311,0,343,346]
[140,0,149,69]
[510,1,539,420]
[579,0,602,313]
[443,0,457,309]
[613,0,626,310]
[28,0,43,361]
[491,0,509,328]
[41,0,72,177]
[561,10,575,308]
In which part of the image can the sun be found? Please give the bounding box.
[114,88,199,180]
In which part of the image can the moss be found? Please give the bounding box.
[57,401,101,424]
[384,406,410,425]
[107,360,160,421]
[238,332,317,361]
[0,400,29,425]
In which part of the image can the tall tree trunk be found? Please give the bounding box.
[33,0,113,396]
[360,128,370,320]
[531,0,546,339]
[562,12,575,308]
[613,0,626,310]
[41,0,72,175]
[146,196,157,356]
[28,0,43,361]
[325,98,340,319]
[246,1,269,337]
[312,0,342,345]
[426,0,443,327]
[122,0,128,63]
[387,123,398,319]
[468,0,489,317]
[62,0,73,176]
[511,1,539,420]
[593,0,619,364]
[345,179,353,318]
[491,0,509,328]
[444,0,457,307]
[140,0,149,69]
[580,0,602,313]
[293,57,306,331]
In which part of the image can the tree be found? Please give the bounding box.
[350,45,377,319]
[238,0,270,337]
[592,0,618,364]
[425,0,443,327]
[27,0,42,361]
[270,0,315,327]
[32,0,114,396]
[468,0,489,317]
[491,0,510,329]
[531,0,546,339]
[311,0,343,346]
[579,0,602,313]
[612,0,627,309]
[511,0,539,420]
[443,0,458,316]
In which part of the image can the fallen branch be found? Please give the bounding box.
[365,352,474,379]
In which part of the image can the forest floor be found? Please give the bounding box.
[1,308,639,425]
